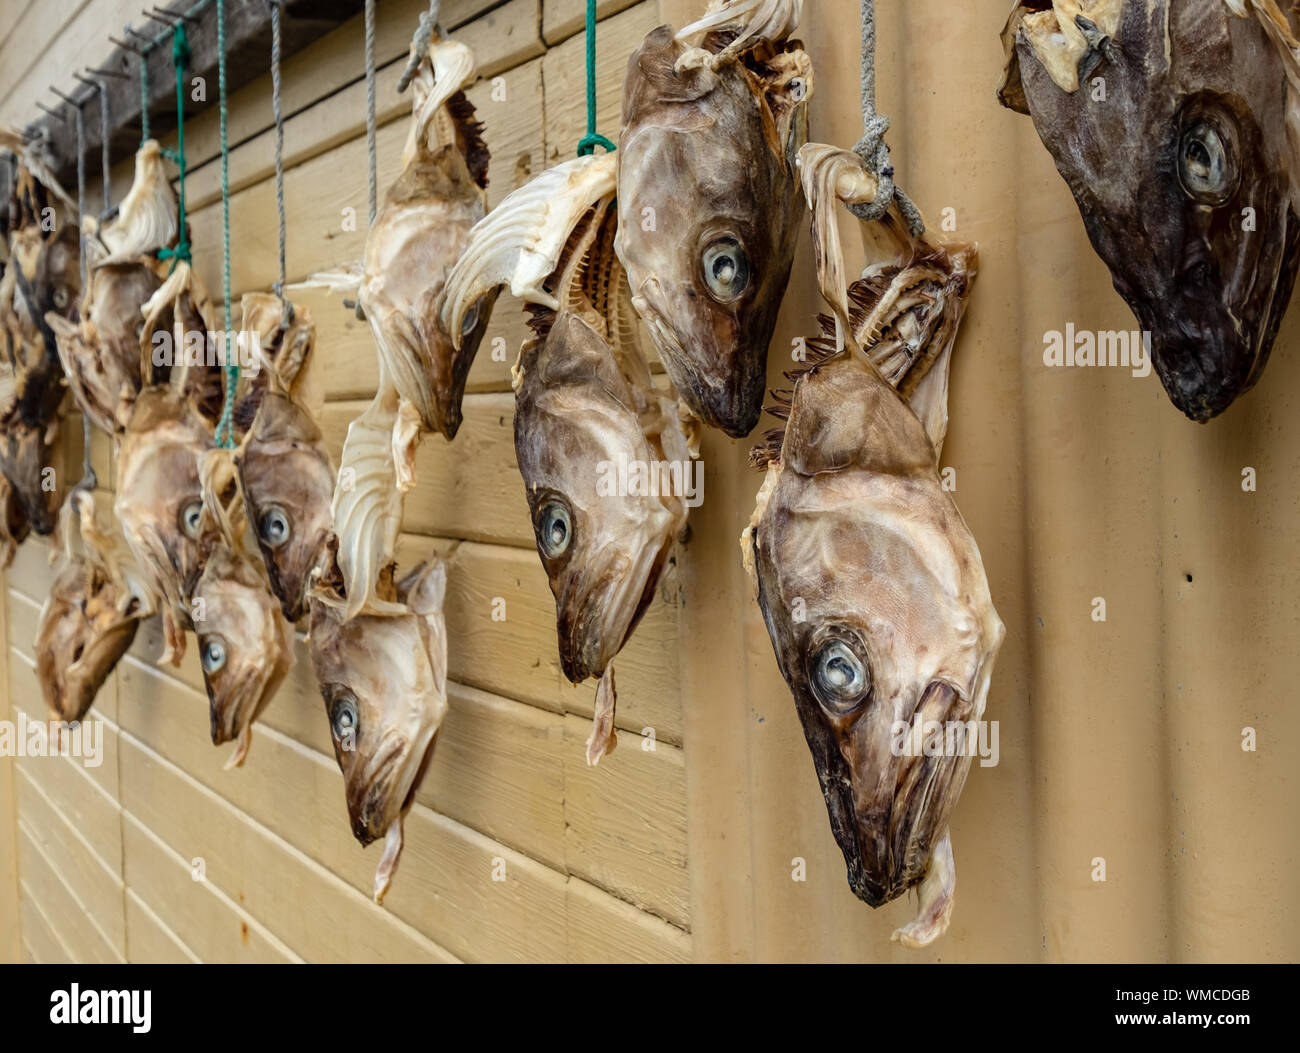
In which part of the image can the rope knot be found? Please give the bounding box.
[577,133,617,157]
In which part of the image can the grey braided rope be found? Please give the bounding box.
[396,0,442,94]
[365,0,377,225]
[269,0,287,306]
[847,0,924,235]
[74,103,86,287]
[96,79,110,215]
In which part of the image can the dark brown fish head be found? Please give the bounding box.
[192,546,294,766]
[0,471,29,566]
[114,388,215,619]
[616,25,811,436]
[516,312,681,684]
[1001,0,1300,420]
[0,417,60,534]
[35,560,141,723]
[745,354,1003,907]
[307,560,447,847]
[237,391,336,622]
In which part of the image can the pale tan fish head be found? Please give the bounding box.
[308,552,448,902]
[615,15,812,436]
[359,37,495,441]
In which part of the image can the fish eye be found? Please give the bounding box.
[331,694,359,740]
[809,637,871,715]
[537,500,572,559]
[52,287,69,310]
[702,236,751,303]
[1178,120,1234,204]
[200,636,227,675]
[258,505,292,549]
[179,500,204,539]
[461,300,480,337]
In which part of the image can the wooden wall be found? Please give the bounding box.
[0,0,690,964]
[3,0,1299,964]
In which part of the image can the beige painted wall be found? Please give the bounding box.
[1,0,1296,963]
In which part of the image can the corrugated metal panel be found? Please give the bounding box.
[677,0,1300,962]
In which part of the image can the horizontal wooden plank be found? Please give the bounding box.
[15,768,125,955]
[562,713,689,927]
[17,822,122,962]
[543,0,648,46]
[121,811,300,964]
[541,2,657,167]
[125,888,200,964]
[565,873,691,962]
[187,59,545,299]
[9,698,122,876]
[184,0,545,213]
[19,883,72,965]
[119,730,458,963]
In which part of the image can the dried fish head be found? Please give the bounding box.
[517,310,683,686]
[0,471,28,567]
[49,257,164,433]
[616,22,811,436]
[359,39,494,441]
[36,559,141,723]
[192,545,295,768]
[744,351,1003,941]
[238,389,334,622]
[308,556,448,900]
[5,222,79,426]
[114,387,215,654]
[998,0,1300,420]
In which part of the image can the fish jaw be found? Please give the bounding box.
[1009,0,1300,420]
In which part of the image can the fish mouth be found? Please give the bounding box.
[633,278,764,439]
[1137,209,1300,421]
[555,530,668,684]
[207,666,266,748]
[57,623,139,722]
[348,727,439,847]
[831,683,971,908]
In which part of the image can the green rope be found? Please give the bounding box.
[576,0,615,156]
[156,24,192,270]
[215,0,237,449]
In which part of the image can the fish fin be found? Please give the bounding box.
[98,142,179,263]
[373,820,405,905]
[289,262,364,297]
[401,40,477,170]
[392,397,423,493]
[585,666,618,766]
[891,831,956,949]
[333,382,408,619]
[440,153,617,344]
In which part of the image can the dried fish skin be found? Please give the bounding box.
[97,140,180,264]
[359,39,494,441]
[0,471,28,568]
[307,555,448,901]
[34,492,152,723]
[744,350,1003,944]
[114,387,216,662]
[517,309,684,689]
[998,0,1300,420]
[616,22,811,437]
[0,417,60,536]
[48,256,166,434]
[192,545,295,768]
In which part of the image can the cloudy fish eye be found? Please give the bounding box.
[810,637,871,714]
[538,500,572,559]
[259,506,292,548]
[702,236,751,303]
[200,636,227,675]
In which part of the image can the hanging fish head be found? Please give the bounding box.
[237,390,335,622]
[517,308,683,684]
[192,546,294,766]
[36,560,142,723]
[0,418,60,535]
[308,557,448,848]
[999,0,1300,421]
[616,24,812,437]
[114,388,215,625]
[745,351,1003,906]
